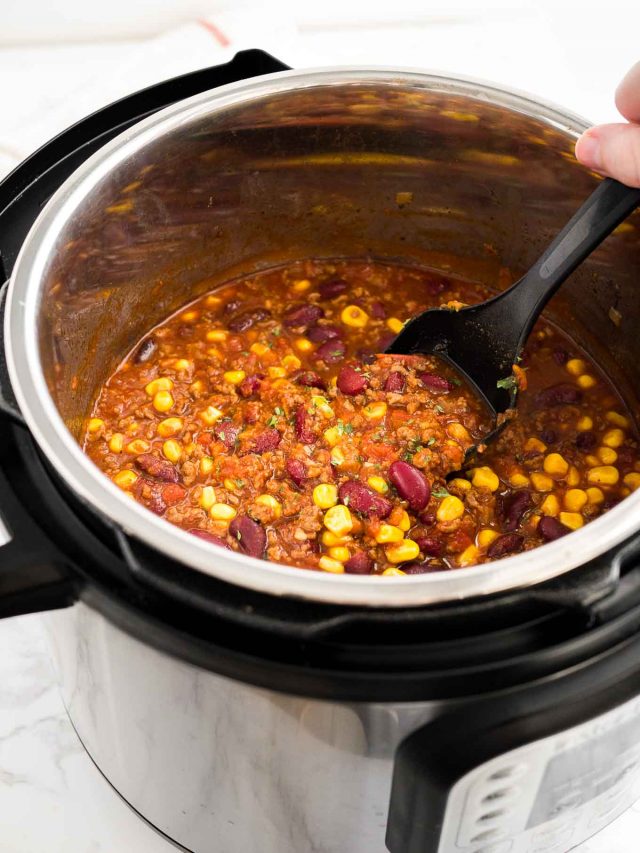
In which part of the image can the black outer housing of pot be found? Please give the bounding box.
[3,50,640,853]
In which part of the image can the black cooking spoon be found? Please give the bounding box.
[386,177,640,440]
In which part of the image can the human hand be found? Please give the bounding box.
[575,62,640,188]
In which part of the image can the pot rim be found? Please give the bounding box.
[6,64,637,607]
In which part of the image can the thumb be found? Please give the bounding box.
[575,123,640,188]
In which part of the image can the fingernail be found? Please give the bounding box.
[576,132,602,169]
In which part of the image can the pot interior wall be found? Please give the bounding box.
[37,79,640,436]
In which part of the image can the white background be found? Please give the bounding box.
[1,1,640,851]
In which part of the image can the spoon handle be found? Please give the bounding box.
[509,178,640,332]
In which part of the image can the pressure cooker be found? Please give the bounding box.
[2,49,640,853]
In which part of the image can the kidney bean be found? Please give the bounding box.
[229,516,267,558]
[294,370,327,390]
[337,365,368,395]
[239,374,263,398]
[357,348,377,365]
[389,460,431,511]
[417,511,436,526]
[224,299,243,314]
[189,529,231,549]
[540,428,557,445]
[575,431,597,451]
[135,453,179,483]
[384,371,406,393]
[338,480,392,519]
[251,429,281,453]
[404,561,442,574]
[228,308,270,332]
[378,332,396,350]
[133,337,157,364]
[419,372,454,393]
[344,552,373,574]
[370,300,387,320]
[147,489,167,516]
[536,383,582,407]
[552,347,569,365]
[214,420,240,450]
[308,325,342,343]
[538,515,571,541]
[411,535,443,556]
[318,279,348,300]
[295,405,317,444]
[283,303,324,330]
[286,459,307,488]
[498,490,533,531]
[487,533,524,559]
[315,338,347,364]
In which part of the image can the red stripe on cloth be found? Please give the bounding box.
[197,18,231,47]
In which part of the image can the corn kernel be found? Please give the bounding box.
[531,472,554,492]
[295,338,314,352]
[292,278,312,292]
[255,494,282,519]
[324,505,353,536]
[250,342,270,356]
[206,330,227,342]
[585,454,600,467]
[458,544,480,566]
[623,472,640,491]
[385,539,420,564]
[319,556,345,574]
[564,488,587,512]
[606,411,630,429]
[145,377,173,396]
[587,466,619,486]
[224,370,246,385]
[398,510,411,532]
[174,358,193,372]
[322,530,350,547]
[447,422,471,443]
[126,422,139,435]
[577,415,593,431]
[113,470,138,490]
[477,529,499,548]
[190,380,205,395]
[153,390,174,412]
[510,473,530,488]
[199,405,223,425]
[524,437,546,453]
[157,417,183,437]
[367,475,389,494]
[108,433,124,453]
[363,402,387,421]
[313,483,338,509]
[330,447,346,467]
[88,417,104,433]
[566,358,586,376]
[162,439,182,463]
[341,304,369,328]
[210,503,237,522]
[586,487,604,504]
[323,427,340,447]
[382,567,407,576]
[472,466,500,492]
[566,466,581,487]
[602,428,625,448]
[543,453,569,477]
[282,354,302,371]
[450,477,472,492]
[598,447,618,465]
[540,494,560,516]
[126,439,150,455]
[200,457,214,476]
[181,310,199,323]
[436,495,465,522]
[621,487,631,497]
[577,374,596,389]
[265,366,286,380]
[199,486,216,510]
[375,524,404,544]
[559,511,584,530]
[326,546,349,563]
[205,295,222,307]
[387,317,404,334]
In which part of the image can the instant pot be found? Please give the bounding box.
[2,50,640,853]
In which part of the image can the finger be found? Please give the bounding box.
[575,124,640,188]
[615,61,640,122]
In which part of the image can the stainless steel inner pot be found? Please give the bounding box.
[5,67,640,606]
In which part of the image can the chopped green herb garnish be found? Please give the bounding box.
[432,487,450,499]
[427,437,437,446]
[272,326,282,337]
[343,495,350,506]
[435,404,445,414]
[275,406,284,416]
[236,479,245,488]
[266,414,279,427]
[497,374,517,392]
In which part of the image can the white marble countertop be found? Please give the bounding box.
[1,2,640,850]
